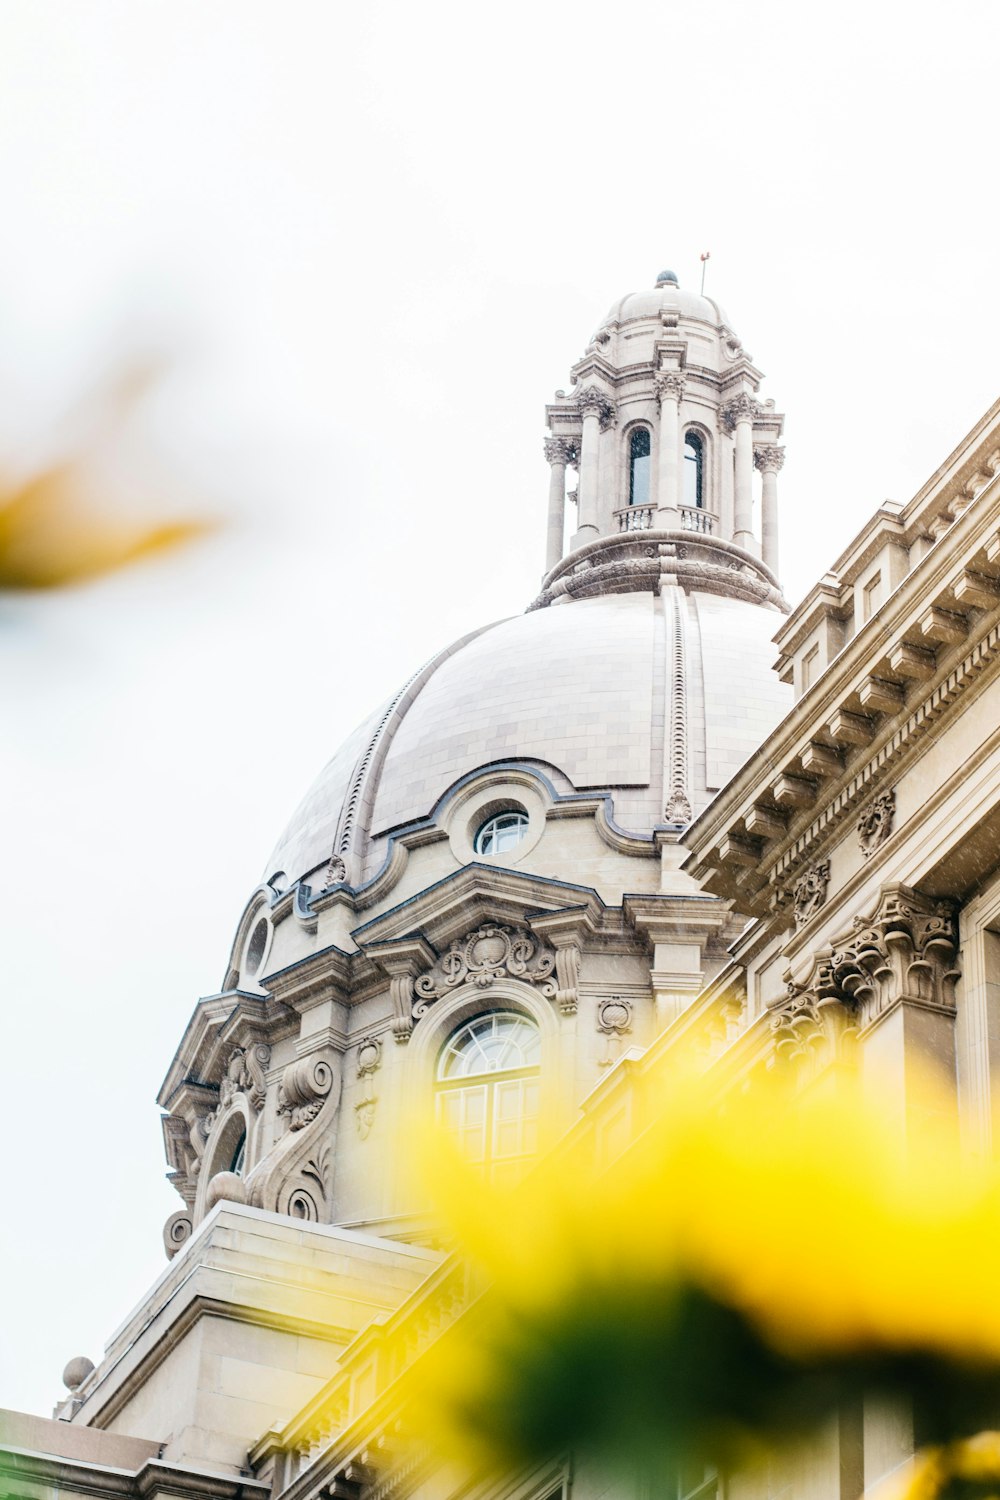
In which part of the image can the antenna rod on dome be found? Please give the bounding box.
[700,251,710,295]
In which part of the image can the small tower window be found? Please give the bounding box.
[437,1013,541,1184]
[684,432,704,508]
[628,428,651,506]
[474,810,529,856]
[230,1130,247,1176]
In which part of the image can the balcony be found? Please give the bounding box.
[615,504,654,532]
[680,505,714,534]
[613,504,715,535]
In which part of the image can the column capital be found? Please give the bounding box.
[654,371,686,404]
[754,444,785,474]
[720,392,757,431]
[575,384,617,430]
[831,884,959,1034]
[543,437,578,466]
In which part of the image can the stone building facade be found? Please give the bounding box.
[4,268,999,1500]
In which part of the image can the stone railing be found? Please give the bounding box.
[615,504,654,532]
[680,505,714,534]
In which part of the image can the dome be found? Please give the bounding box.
[600,274,731,336]
[264,591,791,891]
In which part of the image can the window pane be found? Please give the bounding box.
[629,428,651,507]
[683,433,703,508]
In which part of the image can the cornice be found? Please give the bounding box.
[685,493,1000,910]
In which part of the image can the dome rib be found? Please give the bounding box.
[324,622,501,888]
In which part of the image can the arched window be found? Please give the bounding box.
[629,428,651,506]
[683,432,704,508]
[230,1130,247,1176]
[437,1013,541,1184]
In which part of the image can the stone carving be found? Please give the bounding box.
[831,886,958,1032]
[355,1035,382,1139]
[543,437,578,465]
[323,853,348,889]
[857,787,895,857]
[575,385,616,429]
[772,984,856,1068]
[597,996,633,1066]
[553,943,581,1016]
[163,1210,194,1261]
[754,445,785,473]
[278,1055,335,1131]
[792,860,831,928]
[720,393,756,430]
[655,372,686,403]
[219,1043,271,1113]
[245,1052,341,1223]
[413,924,557,1015]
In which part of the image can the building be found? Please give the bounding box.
[4,266,1000,1500]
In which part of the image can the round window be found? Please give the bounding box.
[473,810,529,856]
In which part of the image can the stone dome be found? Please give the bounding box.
[599,277,731,336]
[264,589,791,893]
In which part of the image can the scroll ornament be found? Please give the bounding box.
[245,1052,342,1223]
[278,1055,335,1131]
[597,996,633,1066]
[413,924,557,1017]
[163,1210,194,1261]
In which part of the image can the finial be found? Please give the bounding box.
[62,1356,95,1392]
[655,269,679,287]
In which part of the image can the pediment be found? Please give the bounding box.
[351,862,607,957]
[158,991,291,1110]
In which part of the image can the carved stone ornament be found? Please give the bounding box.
[413,924,557,1017]
[544,437,578,466]
[774,885,959,1062]
[277,1055,335,1131]
[772,984,856,1070]
[575,385,616,429]
[355,1035,382,1140]
[218,1043,271,1113]
[654,372,686,403]
[720,393,757,430]
[323,853,348,889]
[792,860,831,929]
[857,787,895,858]
[754,444,785,474]
[163,1210,194,1261]
[597,996,633,1067]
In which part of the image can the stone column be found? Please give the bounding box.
[543,437,572,573]
[723,394,756,551]
[655,372,685,525]
[754,444,784,576]
[574,387,614,543]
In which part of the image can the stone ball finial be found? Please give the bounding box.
[62,1355,95,1392]
[655,269,679,286]
[205,1170,248,1210]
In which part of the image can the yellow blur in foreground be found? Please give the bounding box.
[400,1058,1000,1477]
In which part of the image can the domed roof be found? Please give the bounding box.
[602,274,730,333]
[264,591,791,891]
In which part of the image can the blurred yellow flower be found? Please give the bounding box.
[404,1059,1000,1477]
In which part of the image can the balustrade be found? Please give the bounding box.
[680,505,714,534]
[616,504,654,532]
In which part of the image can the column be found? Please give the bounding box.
[655,372,685,525]
[543,437,571,573]
[574,387,614,543]
[723,394,756,550]
[754,444,784,577]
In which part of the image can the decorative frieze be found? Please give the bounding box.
[857,787,895,858]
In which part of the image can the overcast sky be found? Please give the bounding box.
[2,0,999,1418]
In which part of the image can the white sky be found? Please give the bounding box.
[2,0,999,1418]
